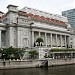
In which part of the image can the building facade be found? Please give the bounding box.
[0,5,75,59]
[0,5,73,49]
[0,5,74,59]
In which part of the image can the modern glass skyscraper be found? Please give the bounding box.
[62,9,75,31]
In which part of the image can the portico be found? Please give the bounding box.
[32,30,70,48]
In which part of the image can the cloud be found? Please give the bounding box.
[6,0,25,8]
[73,0,75,8]
[0,0,75,14]
[62,0,74,11]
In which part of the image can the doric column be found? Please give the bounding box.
[56,34,57,47]
[60,35,62,47]
[32,31,34,47]
[45,33,47,47]
[17,29,22,48]
[9,27,15,47]
[67,36,70,48]
[65,35,66,47]
[0,30,1,48]
[50,33,52,48]
[39,32,41,37]
[53,53,55,59]
[30,28,32,48]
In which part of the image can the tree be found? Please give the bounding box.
[1,46,15,59]
[14,48,25,59]
[29,50,38,59]
[36,38,44,46]
[1,47,25,60]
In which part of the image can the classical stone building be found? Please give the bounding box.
[0,5,75,59]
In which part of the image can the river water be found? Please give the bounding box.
[0,65,75,75]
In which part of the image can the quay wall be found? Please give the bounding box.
[0,60,42,69]
[0,59,75,69]
[48,59,75,66]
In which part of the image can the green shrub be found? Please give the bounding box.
[29,50,38,59]
[50,48,75,52]
[0,47,25,60]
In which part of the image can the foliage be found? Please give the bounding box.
[36,38,44,46]
[50,48,75,52]
[29,50,38,59]
[0,46,25,60]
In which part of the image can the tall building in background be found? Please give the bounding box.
[62,9,75,32]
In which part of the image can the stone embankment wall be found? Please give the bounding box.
[48,59,75,66]
[0,60,42,69]
[0,59,75,69]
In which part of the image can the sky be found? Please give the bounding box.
[0,0,75,15]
